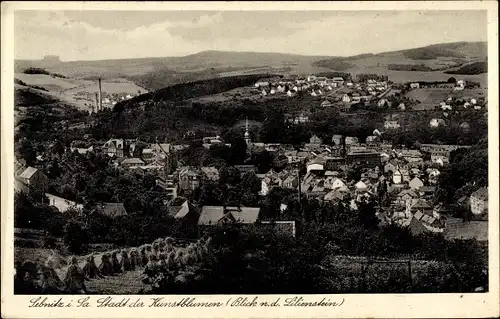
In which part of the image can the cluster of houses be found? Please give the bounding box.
[437,96,483,112]
[80,91,137,110]
[254,75,390,113]
[254,75,347,98]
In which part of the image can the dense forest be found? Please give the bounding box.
[22,67,67,78]
[311,59,355,71]
[445,61,488,75]
[14,88,56,107]
[115,74,275,109]
[388,64,437,72]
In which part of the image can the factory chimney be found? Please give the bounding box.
[94,93,99,113]
[98,78,102,111]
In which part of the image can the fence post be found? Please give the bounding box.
[407,260,413,292]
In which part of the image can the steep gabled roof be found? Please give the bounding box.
[472,187,488,201]
[412,199,432,209]
[419,186,436,193]
[19,167,39,179]
[397,189,419,198]
[408,217,428,235]
[198,206,260,225]
[168,201,190,219]
[121,158,145,165]
[99,203,127,218]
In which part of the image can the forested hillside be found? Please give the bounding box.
[435,135,488,204]
[115,74,273,109]
[445,62,488,75]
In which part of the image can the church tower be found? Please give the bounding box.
[244,117,251,146]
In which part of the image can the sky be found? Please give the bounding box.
[14,10,487,61]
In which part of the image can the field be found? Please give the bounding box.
[15,246,149,294]
[14,231,196,294]
[405,88,454,110]
[404,87,487,110]
[320,255,456,293]
[189,86,257,104]
[14,73,148,111]
[450,88,487,100]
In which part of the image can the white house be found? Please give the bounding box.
[384,120,400,129]
[428,168,441,179]
[355,180,367,191]
[342,94,351,103]
[429,118,446,128]
[307,163,324,173]
[255,81,269,88]
[328,178,347,191]
[431,156,447,166]
[470,187,488,215]
[409,177,424,190]
[393,169,403,184]
[321,100,332,107]
[378,99,387,107]
[46,193,84,213]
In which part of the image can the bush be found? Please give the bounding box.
[23,67,51,75]
[42,236,58,249]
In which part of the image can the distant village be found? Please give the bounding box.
[78,79,139,112]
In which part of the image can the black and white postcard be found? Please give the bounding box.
[1,1,498,318]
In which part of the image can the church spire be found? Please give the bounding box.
[244,117,251,146]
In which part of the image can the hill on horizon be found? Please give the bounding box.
[15,41,487,90]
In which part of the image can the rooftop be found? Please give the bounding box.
[19,166,39,179]
[198,206,260,225]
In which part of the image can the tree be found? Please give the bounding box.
[447,77,457,84]
[14,191,35,228]
[219,166,241,186]
[51,140,65,156]
[16,139,37,165]
[347,165,362,182]
[356,200,379,230]
[241,171,261,194]
[229,137,248,165]
[63,220,89,254]
[253,150,273,174]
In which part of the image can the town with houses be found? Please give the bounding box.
[15,71,488,241]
